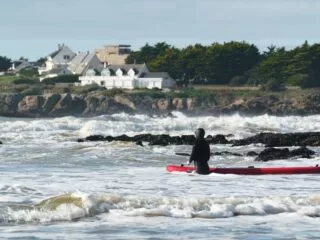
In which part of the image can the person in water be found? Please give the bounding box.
[188,128,211,174]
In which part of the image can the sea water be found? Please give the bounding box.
[0,112,319,239]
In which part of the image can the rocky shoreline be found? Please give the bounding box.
[0,91,320,117]
[77,132,320,162]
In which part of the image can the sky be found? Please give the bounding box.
[1,0,320,61]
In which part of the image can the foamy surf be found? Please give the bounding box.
[1,193,319,224]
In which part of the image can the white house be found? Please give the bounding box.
[38,44,103,81]
[9,60,36,73]
[78,64,176,89]
[38,44,76,75]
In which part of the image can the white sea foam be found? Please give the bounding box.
[1,113,320,141]
[2,193,320,224]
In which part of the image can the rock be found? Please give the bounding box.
[77,133,231,146]
[186,98,196,111]
[50,94,85,116]
[212,151,242,156]
[290,146,315,158]
[247,151,258,156]
[156,99,171,111]
[43,94,61,113]
[114,95,136,109]
[255,146,315,161]
[83,96,101,115]
[207,134,229,144]
[232,132,320,147]
[172,98,186,110]
[1,91,320,117]
[0,93,23,116]
[84,135,108,141]
[17,95,45,117]
[255,147,290,161]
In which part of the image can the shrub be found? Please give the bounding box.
[260,78,286,92]
[229,76,247,86]
[105,88,125,97]
[299,73,319,88]
[19,69,38,77]
[21,85,44,95]
[72,84,102,94]
[13,78,39,84]
[42,75,80,85]
[286,74,308,86]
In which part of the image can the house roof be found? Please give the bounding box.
[69,52,92,65]
[106,64,145,73]
[48,44,74,59]
[47,65,72,75]
[69,52,103,74]
[10,60,37,72]
[140,72,171,78]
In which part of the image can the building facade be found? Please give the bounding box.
[78,64,176,89]
[94,45,131,65]
[38,44,76,75]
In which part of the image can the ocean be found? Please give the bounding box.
[0,112,319,239]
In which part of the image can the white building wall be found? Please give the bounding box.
[137,78,162,89]
[78,75,175,89]
[79,76,136,89]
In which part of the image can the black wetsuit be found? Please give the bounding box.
[189,139,210,174]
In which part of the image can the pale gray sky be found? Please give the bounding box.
[1,0,319,60]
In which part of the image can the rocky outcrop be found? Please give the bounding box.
[254,147,315,161]
[77,132,318,161]
[18,95,45,117]
[77,133,230,146]
[221,92,320,116]
[231,132,320,147]
[0,93,23,116]
[0,92,320,118]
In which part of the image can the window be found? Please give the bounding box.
[63,55,70,60]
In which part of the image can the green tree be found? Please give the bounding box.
[248,47,288,85]
[0,56,12,71]
[205,41,260,84]
[284,41,320,87]
[178,44,207,83]
[126,42,171,65]
[149,47,182,79]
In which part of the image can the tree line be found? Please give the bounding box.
[1,41,319,89]
[126,41,320,88]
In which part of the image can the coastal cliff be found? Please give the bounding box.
[0,92,319,117]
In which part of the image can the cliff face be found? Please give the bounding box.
[0,92,319,117]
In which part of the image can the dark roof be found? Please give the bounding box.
[140,72,171,78]
[12,60,34,72]
[106,64,145,73]
[49,49,60,59]
[47,66,72,75]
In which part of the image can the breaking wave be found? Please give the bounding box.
[1,192,320,224]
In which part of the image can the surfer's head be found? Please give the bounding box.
[195,128,205,140]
